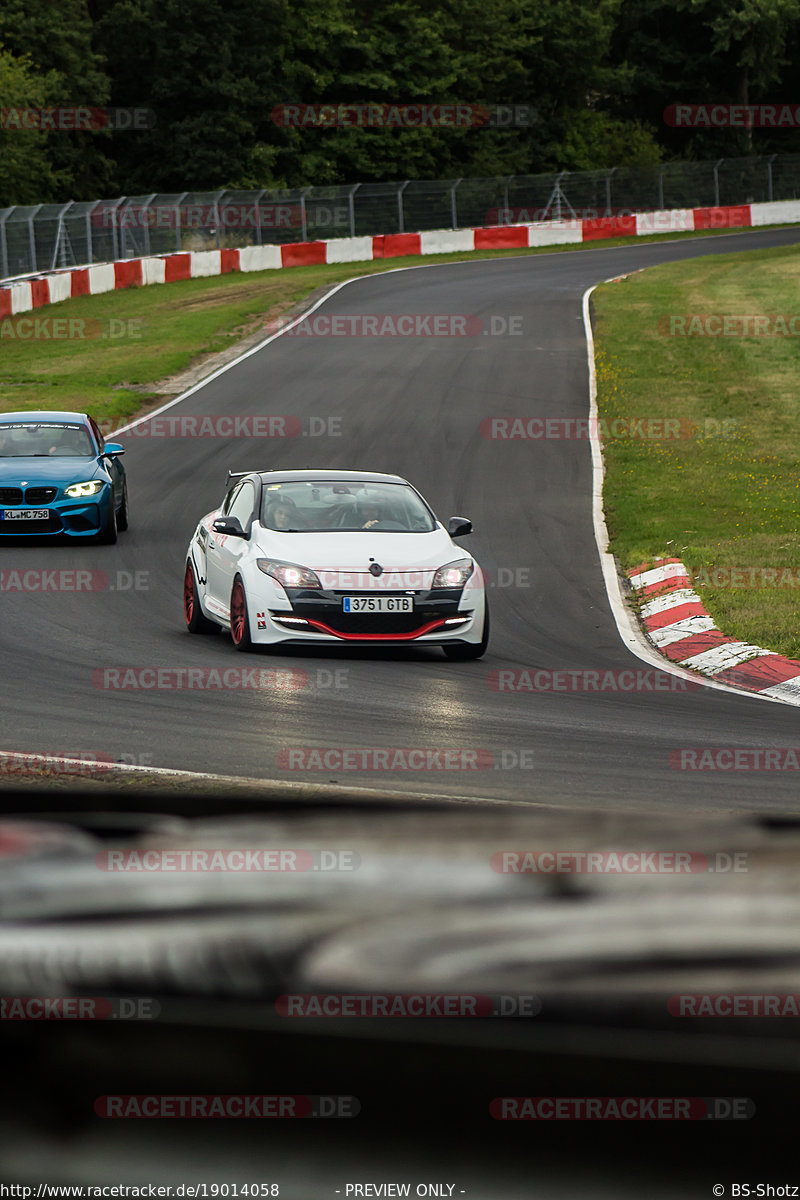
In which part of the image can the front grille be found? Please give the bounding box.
[0,488,23,504]
[24,487,57,504]
[282,589,466,637]
[0,512,62,533]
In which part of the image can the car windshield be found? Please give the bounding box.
[0,422,94,457]
[260,480,437,532]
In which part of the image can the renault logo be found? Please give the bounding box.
[369,562,383,577]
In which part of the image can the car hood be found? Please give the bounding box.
[0,456,102,486]
[253,528,468,576]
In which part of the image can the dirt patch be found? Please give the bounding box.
[112,285,334,406]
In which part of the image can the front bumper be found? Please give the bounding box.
[255,586,483,645]
[0,489,112,537]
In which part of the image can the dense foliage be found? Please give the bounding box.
[1,0,799,204]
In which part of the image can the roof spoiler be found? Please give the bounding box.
[226,470,258,486]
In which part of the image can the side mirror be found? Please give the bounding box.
[101,442,125,458]
[448,516,472,538]
[213,516,248,539]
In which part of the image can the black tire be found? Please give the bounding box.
[184,560,219,634]
[94,496,118,544]
[116,481,129,531]
[443,602,489,660]
[230,575,253,651]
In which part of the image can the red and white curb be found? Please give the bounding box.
[630,557,800,704]
[2,198,800,320]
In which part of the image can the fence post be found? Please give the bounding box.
[348,183,360,238]
[658,166,665,210]
[300,187,310,241]
[50,201,74,270]
[767,153,777,203]
[212,189,224,248]
[28,204,43,272]
[605,167,617,217]
[108,197,125,260]
[173,193,187,252]
[0,209,9,279]
[504,176,511,221]
[713,159,724,207]
[450,178,462,229]
[141,193,156,256]
[253,189,266,245]
[397,180,409,233]
[86,202,97,265]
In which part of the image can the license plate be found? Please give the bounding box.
[342,596,413,613]
[1,509,49,521]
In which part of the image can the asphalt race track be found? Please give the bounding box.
[4,227,800,811]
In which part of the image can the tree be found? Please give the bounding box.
[0,43,64,205]
[0,0,113,198]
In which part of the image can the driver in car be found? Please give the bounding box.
[359,502,383,529]
[264,497,301,530]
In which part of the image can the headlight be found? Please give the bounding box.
[63,480,104,498]
[257,559,322,589]
[432,558,474,588]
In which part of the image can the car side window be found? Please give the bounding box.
[228,481,256,528]
[88,417,104,453]
[221,484,241,515]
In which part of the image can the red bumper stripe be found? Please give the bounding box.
[299,618,451,641]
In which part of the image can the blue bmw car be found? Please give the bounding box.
[0,411,127,543]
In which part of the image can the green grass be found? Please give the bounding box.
[0,223,767,429]
[593,241,800,659]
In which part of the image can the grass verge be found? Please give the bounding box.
[593,240,800,659]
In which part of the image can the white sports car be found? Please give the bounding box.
[183,469,489,659]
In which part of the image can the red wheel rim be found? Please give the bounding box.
[231,579,246,643]
[183,562,194,624]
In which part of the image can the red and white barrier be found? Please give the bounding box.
[630,558,800,704]
[1,199,798,320]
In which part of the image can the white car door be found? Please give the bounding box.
[206,480,256,614]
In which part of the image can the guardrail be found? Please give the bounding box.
[3,199,799,322]
[3,153,800,283]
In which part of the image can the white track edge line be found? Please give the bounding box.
[583,280,793,707]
